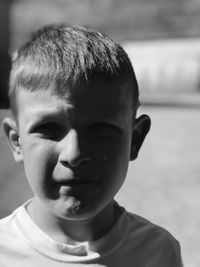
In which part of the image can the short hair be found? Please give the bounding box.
[9,24,139,116]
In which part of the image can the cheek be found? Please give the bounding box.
[95,134,131,178]
[95,133,131,160]
[96,137,131,201]
[22,140,58,190]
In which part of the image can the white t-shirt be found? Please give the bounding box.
[0,200,183,267]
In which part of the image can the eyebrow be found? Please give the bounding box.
[26,103,74,120]
[25,110,69,130]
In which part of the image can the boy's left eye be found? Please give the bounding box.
[90,122,120,136]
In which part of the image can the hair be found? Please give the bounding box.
[9,24,139,116]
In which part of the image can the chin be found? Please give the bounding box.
[51,197,99,221]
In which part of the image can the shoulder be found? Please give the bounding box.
[0,206,36,263]
[0,209,16,228]
[126,212,178,245]
[123,211,183,266]
[0,207,23,246]
[0,211,16,232]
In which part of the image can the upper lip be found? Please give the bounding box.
[53,166,99,185]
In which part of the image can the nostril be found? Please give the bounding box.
[70,155,92,168]
[60,160,71,168]
[60,154,92,168]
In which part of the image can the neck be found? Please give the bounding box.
[27,198,120,243]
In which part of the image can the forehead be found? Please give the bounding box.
[71,78,132,107]
[16,80,133,123]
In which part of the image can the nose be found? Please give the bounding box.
[58,128,92,168]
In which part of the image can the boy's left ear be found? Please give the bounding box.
[130,114,151,161]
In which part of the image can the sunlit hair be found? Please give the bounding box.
[9,24,139,116]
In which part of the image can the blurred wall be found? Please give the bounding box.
[0,0,11,108]
[124,39,200,102]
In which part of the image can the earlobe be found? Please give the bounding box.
[2,117,23,162]
[130,114,151,161]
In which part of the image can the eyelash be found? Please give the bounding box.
[90,123,120,135]
[31,122,64,138]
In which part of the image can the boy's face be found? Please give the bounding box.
[5,79,148,220]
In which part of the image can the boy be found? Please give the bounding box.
[0,25,183,266]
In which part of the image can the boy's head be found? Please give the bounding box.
[3,25,150,221]
[9,24,139,118]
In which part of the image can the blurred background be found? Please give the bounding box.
[0,0,200,266]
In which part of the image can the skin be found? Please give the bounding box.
[3,79,150,243]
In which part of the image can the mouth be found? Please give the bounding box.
[56,178,100,195]
[55,177,100,187]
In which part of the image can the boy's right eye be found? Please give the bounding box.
[30,122,65,140]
